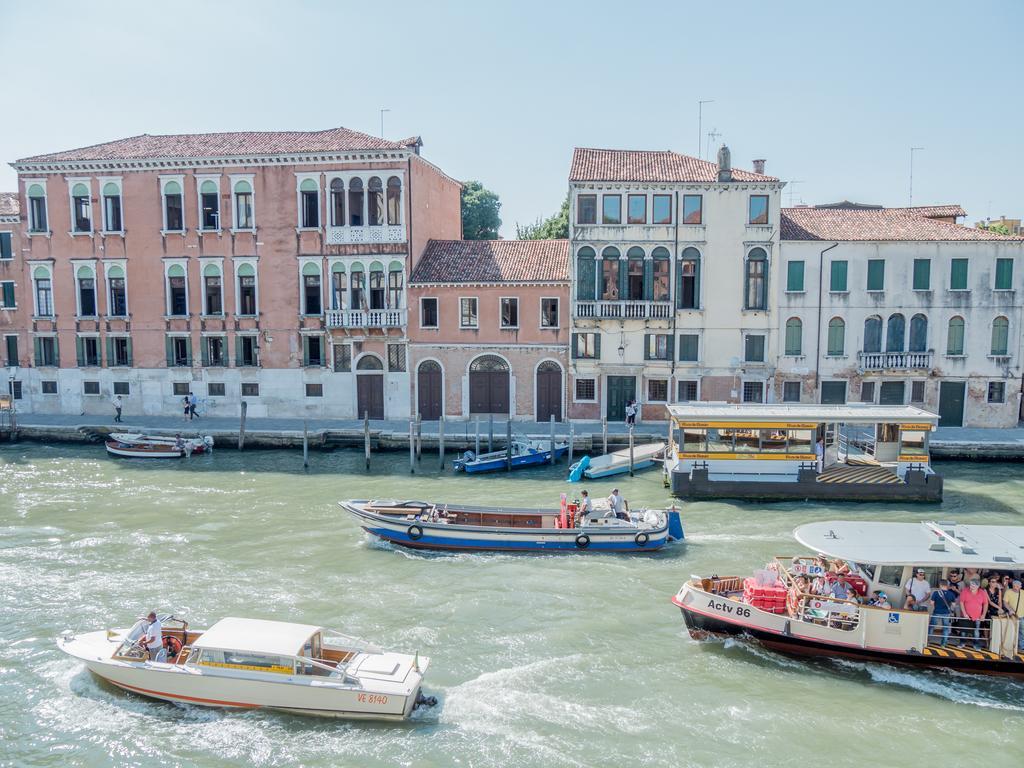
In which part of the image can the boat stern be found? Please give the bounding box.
[667,508,684,541]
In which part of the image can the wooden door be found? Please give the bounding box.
[357,375,384,419]
[536,362,562,422]
[417,361,442,420]
[469,355,510,414]
[938,381,965,427]
[606,375,635,421]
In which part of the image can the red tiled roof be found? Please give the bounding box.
[781,206,1022,242]
[0,192,18,216]
[815,201,966,219]
[411,240,569,284]
[17,127,408,163]
[569,147,777,183]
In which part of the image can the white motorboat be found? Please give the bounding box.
[568,441,666,480]
[105,433,213,459]
[58,615,433,720]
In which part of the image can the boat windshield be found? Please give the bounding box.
[113,619,149,660]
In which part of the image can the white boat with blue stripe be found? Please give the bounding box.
[340,498,684,553]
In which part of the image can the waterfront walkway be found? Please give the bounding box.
[5,412,1024,457]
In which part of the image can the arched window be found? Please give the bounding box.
[163,180,183,231]
[102,182,122,232]
[348,178,364,226]
[350,262,365,309]
[909,314,928,353]
[626,246,645,300]
[387,260,404,309]
[200,180,219,230]
[368,261,385,310]
[470,354,509,372]
[863,316,882,353]
[167,264,187,316]
[33,265,53,316]
[28,183,47,232]
[299,178,319,228]
[302,261,321,315]
[329,178,345,226]
[601,246,620,300]
[886,313,905,352]
[991,316,1010,355]
[946,316,965,355]
[203,262,223,316]
[107,264,127,316]
[827,317,846,356]
[785,317,803,356]
[356,354,384,371]
[330,263,346,310]
[77,265,96,317]
[367,177,384,226]
[651,247,670,302]
[71,182,91,232]
[576,246,596,301]
[744,248,767,310]
[419,359,441,373]
[237,262,256,315]
[234,180,253,229]
[678,246,700,309]
[386,176,402,225]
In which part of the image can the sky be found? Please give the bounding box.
[1,0,1021,236]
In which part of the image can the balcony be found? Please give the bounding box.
[326,226,405,245]
[857,351,933,371]
[574,301,673,320]
[572,224,675,242]
[326,308,406,329]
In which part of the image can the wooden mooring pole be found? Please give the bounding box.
[489,414,494,453]
[602,417,608,455]
[364,412,371,471]
[549,414,556,465]
[409,419,416,474]
[438,415,446,470]
[416,415,423,462]
[628,425,635,477]
[568,423,575,466]
[474,416,480,455]
[505,419,512,472]
[303,420,309,469]
[238,400,247,451]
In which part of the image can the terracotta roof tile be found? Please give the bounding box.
[17,127,408,163]
[569,147,777,183]
[0,192,19,216]
[411,240,569,284]
[814,201,966,219]
[781,206,1023,242]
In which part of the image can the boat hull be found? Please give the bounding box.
[105,442,185,459]
[461,445,569,473]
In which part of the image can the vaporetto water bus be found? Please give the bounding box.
[673,521,1024,678]
[58,616,433,720]
[663,403,942,502]
[340,498,684,552]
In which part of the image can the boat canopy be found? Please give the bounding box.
[666,403,938,428]
[192,617,322,656]
[794,521,1024,568]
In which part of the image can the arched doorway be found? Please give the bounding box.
[356,354,384,419]
[417,360,443,420]
[469,355,510,415]
[535,361,562,422]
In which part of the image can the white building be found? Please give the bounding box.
[777,203,1024,427]
[567,146,785,422]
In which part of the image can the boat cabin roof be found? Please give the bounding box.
[666,403,938,427]
[191,617,321,657]
[794,520,1024,568]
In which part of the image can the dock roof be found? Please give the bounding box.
[665,403,938,426]
[192,617,321,657]
[795,521,1024,568]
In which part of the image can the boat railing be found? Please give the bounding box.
[694,575,744,595]
[924,614,1022,658]
[790,591,863,632]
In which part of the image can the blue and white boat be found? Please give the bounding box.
[568,442,666,481]
[339,498,684,553]
[453,439,569,473]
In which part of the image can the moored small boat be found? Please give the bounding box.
[568,442,666,481]
[453,439,569,473]
[58,615,432,720]
[673,520,1024,679]
[105,433,213,459]
[340,497,684,553]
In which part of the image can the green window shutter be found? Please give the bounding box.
[675,262,683,308]
[126,338,133,367]
[53,335,59,366]
[867,259,884,291]
[679,334,698,361]
[0,232,11,259]
[34,337,42,365]
[577,256,595,301]
[643,334,652,361]
[786,261,804,292]
[165,336,174,367]
[303,337,310,367]
[618,259,628,300]
[106,337,114,367]
[830,260,848,292]
[666,335,675,360]
[912,259,931,290]
[200,338,210,366]
[1,282,14,306]
[571,333,579,359]
[995,258,1013,290]
[950,259,968,290]
[236,337,244,367]
[185,338,192,366]
[594,333,601,360]
[643,259,654,301]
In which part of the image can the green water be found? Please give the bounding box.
[2,444,1023,768]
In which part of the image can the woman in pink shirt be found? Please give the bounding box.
[958,580,988,650]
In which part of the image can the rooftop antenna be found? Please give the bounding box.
[697,99,714,159]
[787,181,805,206]
[705,128,722,164]
[380,108,391,138]
[909,146,924,206]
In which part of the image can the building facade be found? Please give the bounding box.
[567,146,784,423]
[1,192,26,398]
[777,204,1024,427]
[7,127,461,419]
[408,239,569,421]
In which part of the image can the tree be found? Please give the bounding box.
[977,222,1011,236]
[516,194,569,240]
[461,180,501,240]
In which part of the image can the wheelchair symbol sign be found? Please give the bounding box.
[888,612,900,624]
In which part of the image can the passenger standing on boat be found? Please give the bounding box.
[904,569,931,606]
[142,612,163,661]
[1004,580,1024,651]
[868,590,891,609]
[580,490,593,518]
[829,577,850,600]
[947,569,963,595]
[928,579,958,647]
[958,581,988,650]
[607,489,629,520]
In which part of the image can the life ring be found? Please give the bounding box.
[408,525,424,541]
[634,532,650,547]
[575,534,590,549]
[163,635,183,658]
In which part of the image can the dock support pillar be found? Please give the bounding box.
[439,416,446,470]
[416,415,422,462]
[506,418,512,472]
[549,414,556,465]
[628,426,635,477]
[364,412,371,471]
[489,414,494,453]
[303,420,309,469]
[568,423,574,466]
[409,419,416,474]
[475,416,480,455]
[602,417,608,455]
[238,401,247,451]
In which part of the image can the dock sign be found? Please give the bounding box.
[888,612,900,624]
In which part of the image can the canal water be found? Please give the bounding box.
[2,444,1023,768]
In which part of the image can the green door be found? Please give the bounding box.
[606,376,636,422]
[938,381,965,427]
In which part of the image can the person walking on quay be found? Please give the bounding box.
[815,437,825,473]
[112,394,123,424]
[625,399,637,427]
[1004,579,1024,652]
[188,392,199,420]
[182,396,191,421]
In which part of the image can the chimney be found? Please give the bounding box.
[716,144,732,183]
[752,158,766,175]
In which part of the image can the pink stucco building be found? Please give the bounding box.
[408,239,570,421]
[6,127,461,419]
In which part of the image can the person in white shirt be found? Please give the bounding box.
[607,489,629,520]
[814,437,825,473]
[904,569,931,605]
[580,490,593,516]
[142,612,163,661]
